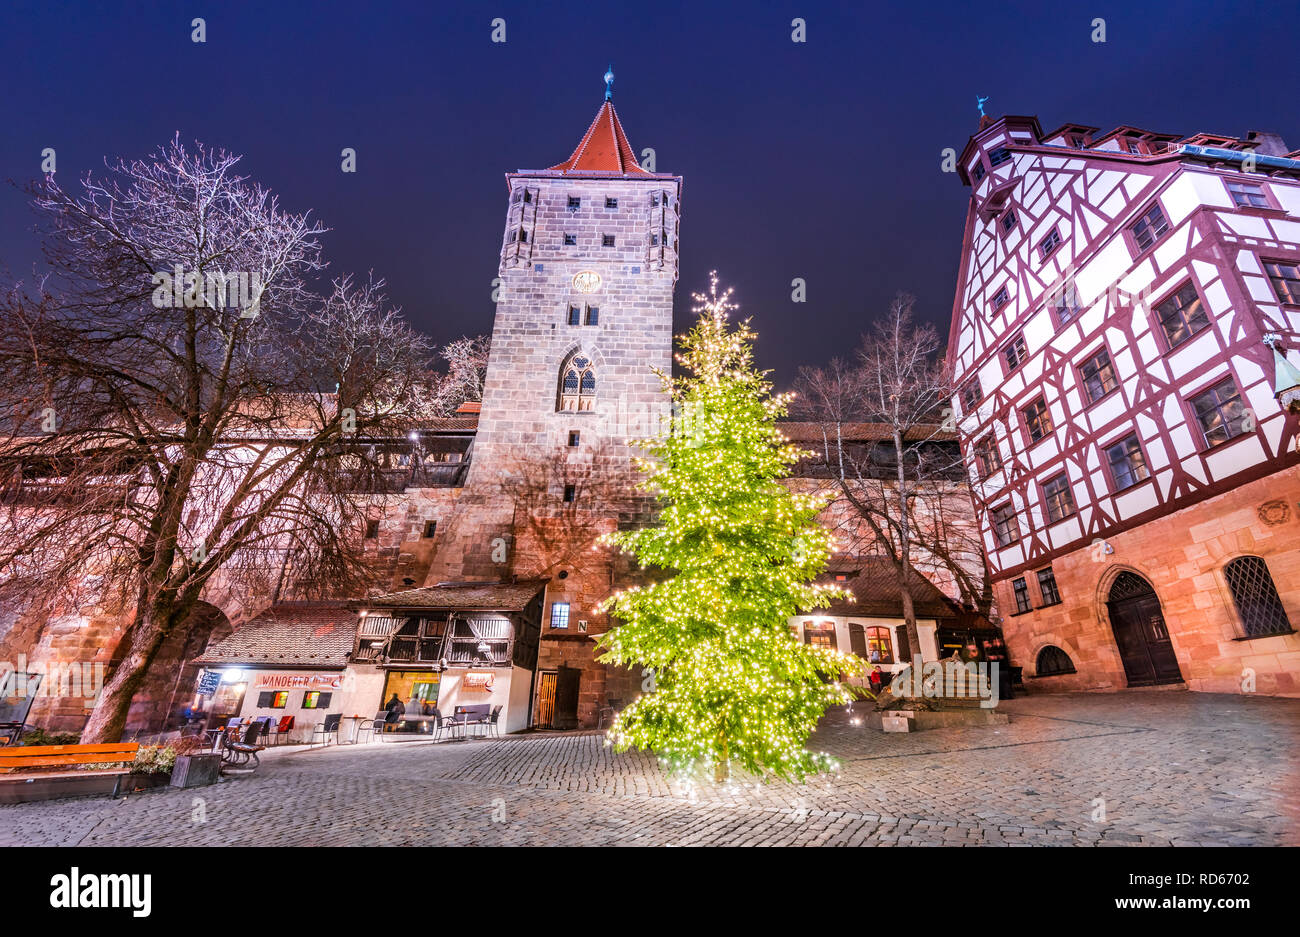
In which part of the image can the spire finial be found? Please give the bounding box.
[604,64,615,101]
[976,95,989,118]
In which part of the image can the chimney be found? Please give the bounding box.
[1245,130,1289,157]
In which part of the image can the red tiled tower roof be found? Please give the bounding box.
[548,100,650,175]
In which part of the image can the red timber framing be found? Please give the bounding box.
[948,115,1300,585]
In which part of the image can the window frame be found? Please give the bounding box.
[1036,567,1062,607]
[1129,201,1170,253]
[1103,431,1150,492]
[1037,226,1063,262]
[1053,280,1083,326]
[1263,258,1300,305]
[1224,556,1294,639]
[1041,472,1076,525]
[1077,347,1119,405]
[1001,333,1028,373]
[991,286,1011,313]
[1152,280,1210,350]
[549,602,570,630]
[1186,375,1249,449]
[1012,577,1032,615]
[1022,397,1053,445]
[973,434,1002,479]
[990,503,1020,547]
[1225,179,1270,209]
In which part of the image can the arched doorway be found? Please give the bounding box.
[1105,571,1183,687]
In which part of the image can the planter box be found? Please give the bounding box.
[171,753,222,789]
[118,771,173,794]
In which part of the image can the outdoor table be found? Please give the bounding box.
[338,714,366,744]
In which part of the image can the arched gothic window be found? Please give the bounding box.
[1224,556,1293,638]
[558,353,596,412]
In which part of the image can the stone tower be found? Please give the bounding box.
[423,84,682,723]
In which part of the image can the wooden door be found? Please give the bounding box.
[1107,573,1183,687]
[554,667,581,729]
[535,672,557,728]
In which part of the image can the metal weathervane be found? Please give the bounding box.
[977,95,989,118]
[604,65,615,100]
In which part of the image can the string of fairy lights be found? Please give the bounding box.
[595,273,867,782]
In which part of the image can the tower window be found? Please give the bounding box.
[563,233,576,246]
[972,162,986,182]
[989,147,1012,167]
[605,197,618,209]
[558,353,596,412]
[423,520,437,539]
[568,431,580,447]
[602,234,616,247]
[563,484,576,503]
[523,189,533,203]
[568,306,581,326]
[651,192,660,206]
[567,196,581,210]
[364,519,380,540]
[650,233,659,246]
[517,228,528,243]
[585,306,599,326]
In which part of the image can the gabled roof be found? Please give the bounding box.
[193,602,356,667]
[815,557,959,620]
[546,101,650,175]
[361,579,548,612]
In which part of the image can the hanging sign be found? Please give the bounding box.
[196,670,222,696]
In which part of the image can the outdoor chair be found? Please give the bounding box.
[486,705,502,737]
[309,712,343,747]
[358,711,390,743]
[222,720,266,769]
[272,715,295,745]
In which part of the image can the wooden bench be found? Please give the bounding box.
[0,742,140,803]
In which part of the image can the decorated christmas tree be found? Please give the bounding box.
[597,274,866,782]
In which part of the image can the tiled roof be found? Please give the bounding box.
[779,422,956,443]
[816,557,958,620]
[361,580,548,611]
[193,602,356,667]
[547,101,650,175]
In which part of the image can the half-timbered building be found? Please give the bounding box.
[950,115,1300,696]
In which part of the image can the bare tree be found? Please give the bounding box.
[793,292,965,658]
[0,137,437,741]
[430,335,489,416]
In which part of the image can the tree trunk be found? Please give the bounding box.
[80,606,173,743]
[714,735,729,783]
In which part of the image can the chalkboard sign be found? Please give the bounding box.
[196,670,222,696]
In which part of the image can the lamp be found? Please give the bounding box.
[1263,333,1300,413]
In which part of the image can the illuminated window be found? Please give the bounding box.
[802,620,837,649]
[550,602,570,630]
[302,691,332,709]
[865,626,894,663]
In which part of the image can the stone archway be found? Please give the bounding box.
[1103,570,1184,687]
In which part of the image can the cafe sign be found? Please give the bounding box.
[256,672,342,690]
[462,672,495,692]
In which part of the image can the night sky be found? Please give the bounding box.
[3,0,1298,385]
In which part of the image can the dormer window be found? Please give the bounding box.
[989,147,1012,167]
[1068,134,1086,148]
[972,162,987,182]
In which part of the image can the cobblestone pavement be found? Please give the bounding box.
[3,692,1297,846]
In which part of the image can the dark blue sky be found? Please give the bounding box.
[3,0,1298,383]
